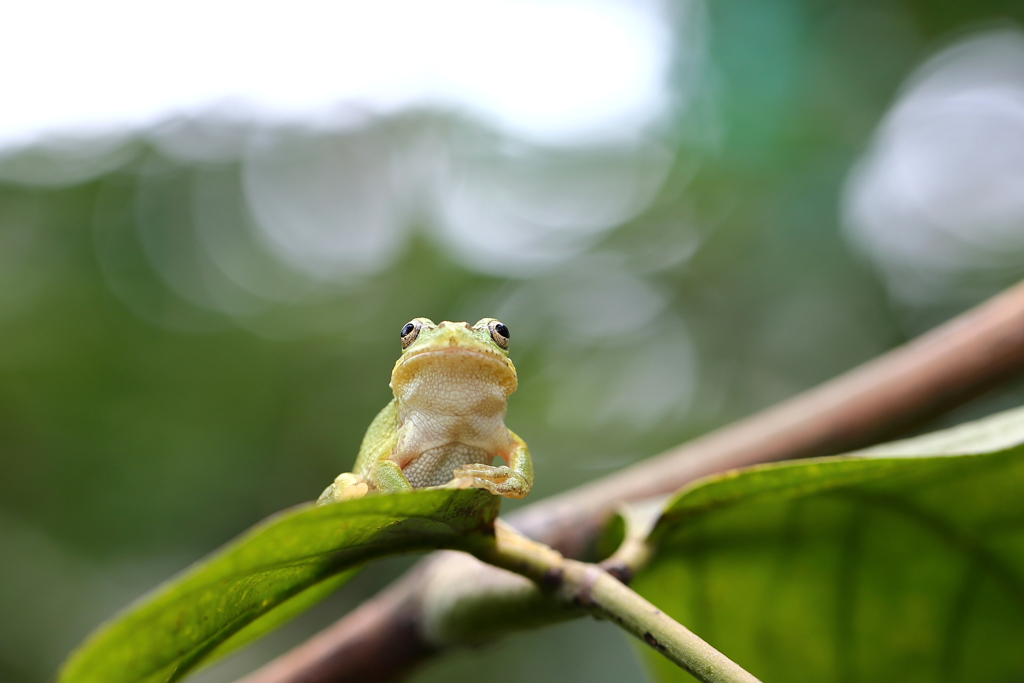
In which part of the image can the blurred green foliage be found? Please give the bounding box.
[5,1,1024,682]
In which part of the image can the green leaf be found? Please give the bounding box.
[58,489,500,683]
[631,405,1024,683]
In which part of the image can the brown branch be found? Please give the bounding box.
[238,280,1024,683]
[511,280,1024,555]
[237,562,436,683]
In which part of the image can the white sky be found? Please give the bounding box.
[1,0,672,149]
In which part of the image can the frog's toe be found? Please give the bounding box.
[452,464,511,481]
[454,476,503,495]
[317,473,369,504]
[449,468,529,499]
[337,481,369,500]
[444,475,478,489]
[492,473,530,499]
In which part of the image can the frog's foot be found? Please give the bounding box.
[450,464,531,499]
[317,473,370,505]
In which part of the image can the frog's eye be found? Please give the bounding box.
[488,320,510,349]
[400,320,422,348]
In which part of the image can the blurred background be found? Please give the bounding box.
[5,1,1024,682]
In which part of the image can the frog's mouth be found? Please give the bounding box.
[391,347,517,393]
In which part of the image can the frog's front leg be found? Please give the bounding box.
[452,430,533,499]
[369,459,415,493]
[317,459,415,503]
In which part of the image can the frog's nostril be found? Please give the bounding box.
[464,323,472,329]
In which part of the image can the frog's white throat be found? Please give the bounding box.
[392,354,511,418]
[391,350,514,461]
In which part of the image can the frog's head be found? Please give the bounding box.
[390,318,518,401]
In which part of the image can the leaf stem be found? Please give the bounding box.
[478,520,761,683]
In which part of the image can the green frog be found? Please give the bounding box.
[317,318,533,503]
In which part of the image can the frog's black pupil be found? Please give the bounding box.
[495,323,509,339]
[401,323,415,337]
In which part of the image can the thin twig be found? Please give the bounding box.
[480,521,762,683]
[238,279,1024,683]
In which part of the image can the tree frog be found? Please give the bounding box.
[317,318,533,503]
